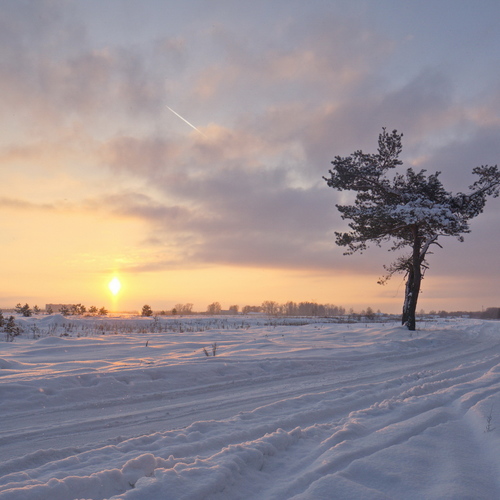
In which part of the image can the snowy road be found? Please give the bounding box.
[1,316,500,499]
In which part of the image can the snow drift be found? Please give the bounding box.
[1,316,500,499]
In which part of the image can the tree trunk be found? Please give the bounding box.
[402,228,422,331]
[401,267,413,327]
[403,267,421,330]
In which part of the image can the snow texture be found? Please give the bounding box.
[1,315,500,499]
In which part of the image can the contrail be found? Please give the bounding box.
[166,105,206,137]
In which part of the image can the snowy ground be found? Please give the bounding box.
[1,315,500,500]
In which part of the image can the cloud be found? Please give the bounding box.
[102,136,183,178]
[0,197,58,212]
[86,192,195,229]
[0,2,190,141]
[419,124,500,189]
[203,13,393,93]
[76,163,361,273]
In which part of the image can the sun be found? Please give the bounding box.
[108,277,121,296]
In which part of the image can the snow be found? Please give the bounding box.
[1,315,500,499]
[392,200,458,227]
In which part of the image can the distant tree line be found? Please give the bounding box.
[54,304,109,316]
[14,303,108,317]
[204,301,346,316]
[140,301,346,317]
[136,300,500,321]
[174,303,194,315]
[427,308,500,320]
[141,303,195,316]
[248,301,346,317]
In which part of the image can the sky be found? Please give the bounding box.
[1,0,499,314]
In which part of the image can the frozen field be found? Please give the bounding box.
[1,315,500,499]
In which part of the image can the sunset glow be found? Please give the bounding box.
[1,1,499,314]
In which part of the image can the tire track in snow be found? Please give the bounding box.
[248,351,500,498]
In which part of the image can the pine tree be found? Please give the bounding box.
[141,305,153,317]
[20,304,32,317]
[5,316,20,341]
[324,128,500,330]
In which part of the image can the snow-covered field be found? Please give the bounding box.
[1,315,500,500]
